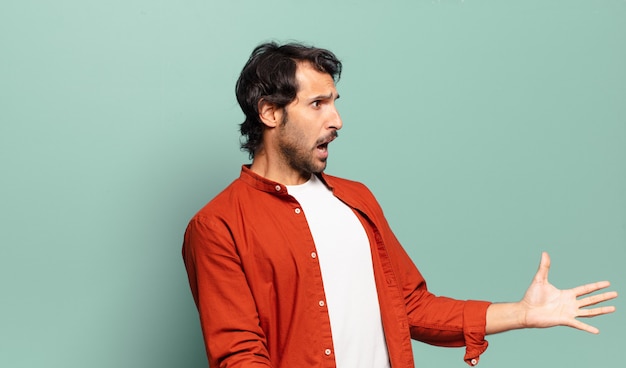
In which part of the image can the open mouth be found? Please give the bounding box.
[317,142,329,152]
[316,132,337,150]
[315,132,337,159]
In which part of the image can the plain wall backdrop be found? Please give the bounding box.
[1,1,624,367]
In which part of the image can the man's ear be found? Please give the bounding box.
[258,99,283,128]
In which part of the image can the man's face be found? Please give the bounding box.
[276,62,342,176]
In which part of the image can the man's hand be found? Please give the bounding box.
[486,252,618,335]
[520,252,617,334]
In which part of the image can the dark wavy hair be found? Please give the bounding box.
[235,42,342,158]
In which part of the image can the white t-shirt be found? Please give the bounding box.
[287,174,390,368]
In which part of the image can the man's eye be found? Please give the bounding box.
[312,100,321,107]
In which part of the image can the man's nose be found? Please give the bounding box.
[329,107,342,130]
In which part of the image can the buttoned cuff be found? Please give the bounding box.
[463,300,491,366]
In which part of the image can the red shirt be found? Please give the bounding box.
[183,166,491,367]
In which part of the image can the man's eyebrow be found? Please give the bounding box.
[309,92,340,101]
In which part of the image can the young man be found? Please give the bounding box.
[182,42,617,367]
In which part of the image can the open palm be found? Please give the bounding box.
[521,252,617,334]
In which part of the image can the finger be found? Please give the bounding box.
[577,305,617,318]
[568,319,600,334]
[533,251,551,283]
[577,291,619,308]
[571,281,613,297]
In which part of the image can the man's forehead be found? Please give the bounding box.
[295,62,338,97]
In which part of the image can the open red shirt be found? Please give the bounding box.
[183,166,491,367]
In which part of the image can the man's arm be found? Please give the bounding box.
[485,252,617,335]
[183,216,272,367]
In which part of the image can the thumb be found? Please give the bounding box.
[534,251,551,283]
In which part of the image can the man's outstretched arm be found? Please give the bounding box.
[485,252,617,335]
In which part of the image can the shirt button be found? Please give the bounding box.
[275,185,281,191]
[295,208,301,214]
[324,349,332,356]
[311,252,317,259]
[319,300,325,307]
[470,358,478,366]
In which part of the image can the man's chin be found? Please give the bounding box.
[294,158,327,175]
[314,160,328,173]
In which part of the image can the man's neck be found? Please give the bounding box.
[249,153,311,186]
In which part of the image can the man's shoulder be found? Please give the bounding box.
[321,172,373,193]
[320,172,381,208]
[191,177,250,220]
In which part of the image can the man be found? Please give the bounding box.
[182,42,617,367]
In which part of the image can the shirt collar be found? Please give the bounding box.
[239,165,335,195]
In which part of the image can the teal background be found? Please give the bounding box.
[1,0,624,367]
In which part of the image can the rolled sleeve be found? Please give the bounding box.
[462,300,491,366]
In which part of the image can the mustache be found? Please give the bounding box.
[316,131,338,146]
